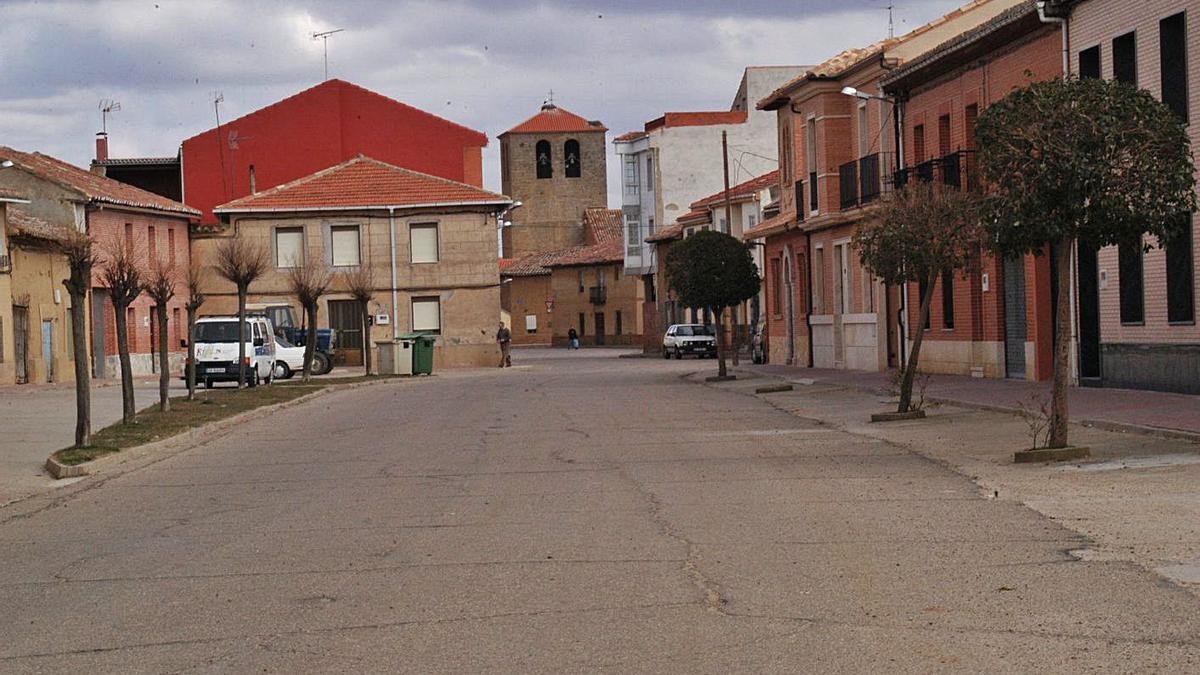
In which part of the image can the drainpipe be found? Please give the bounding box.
[1036,1,1070,75]
[804,231,815,368]
[388,207,398,340]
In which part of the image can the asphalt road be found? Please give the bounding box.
[1,349,1198,672]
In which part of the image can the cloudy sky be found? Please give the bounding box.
[1,0,966,205]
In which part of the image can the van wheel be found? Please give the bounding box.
[248,367,259,388]
[274,361,291,380]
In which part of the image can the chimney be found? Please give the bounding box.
[95,132,109,162]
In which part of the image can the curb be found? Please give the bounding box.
[43,377,404,480]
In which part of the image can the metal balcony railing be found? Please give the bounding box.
[793,180,805,222]
[839,161,858,210]
[892,150,978,193]
[859,153,884,203]
[589,285,607,305]
[809,172,819,213]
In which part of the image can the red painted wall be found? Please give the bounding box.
[182,80,488,224]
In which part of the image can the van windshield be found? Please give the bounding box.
[194,321,249,343]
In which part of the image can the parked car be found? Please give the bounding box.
[186,315,277,387]
[662,323,717,359]
[272,335,307,380]
[246,303,336,375]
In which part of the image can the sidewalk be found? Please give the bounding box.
[749,363,1200,439]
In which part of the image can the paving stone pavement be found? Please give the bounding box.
[0,348,1198,672]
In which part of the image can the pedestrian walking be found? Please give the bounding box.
[567,327,580,350]
[496,322,512,367]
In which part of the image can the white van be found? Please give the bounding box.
[189,315,277,388]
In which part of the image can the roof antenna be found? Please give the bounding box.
[312,28,345,81]
[212,91,230,202]
[99,99,121,134]
[886,3,895,39]
[543,89,555,109]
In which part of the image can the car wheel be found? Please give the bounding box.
[662,347,671,359]
[313,352,332,375]
[674,347,683,360]
[274,361,291,380]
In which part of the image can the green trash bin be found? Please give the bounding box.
[399,332,436,374]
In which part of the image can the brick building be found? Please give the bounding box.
[206,156,512,369]
[1062,0,1199,393]
[751,0,1023,370]
[0,146,199,380]
[881,1,1064,380]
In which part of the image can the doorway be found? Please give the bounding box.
[14,306,28,384]
[92,289,108,378]
[593,312,606,345]
[328,299,363,366]
[1003,256,1027,379]
[1077,239,1102,382]
[42,320,54,383]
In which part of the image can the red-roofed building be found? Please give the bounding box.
[177,79,489,226]
[202,156,513,369]
[0,145,199,382]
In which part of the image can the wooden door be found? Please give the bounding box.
[41,320,54,383]
[14,306,28,384]
[328,299,363,366]
[593,312,606,346]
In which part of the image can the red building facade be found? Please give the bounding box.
[181,79,488,225]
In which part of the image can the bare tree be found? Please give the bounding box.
[60,228,98,446]
[288,256,333,382]
[144,259,177,412]
[184,260,207,400]
[341,264,375,376]
[213,235,270,388]
[99,236,146,424]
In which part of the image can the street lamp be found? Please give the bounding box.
[841,86,890,102]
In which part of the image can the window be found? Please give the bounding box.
[626,215,640,254]
[780,116,793,184]
[410,223,439,263]
[1161,13,1189,122]
[718,217,727,234]
[525,314,537,334]
[648,217,655,234]
[411,296,441,333]
[564,139,581,178]
[536,140,552,179]
[624,157,639,196]
[645,156,654,190]
[168,228,176,266]
[938,115,951,157]
[747,213,757,230]
[1119,235,1145,324]
[857,103,869,158]
[806,117,818,213]
[1113,32,1137,86]
[813,247,825,314]
[275,227,304,267]
[964,105,978,150]
[913,124,926,163]
[942,268,955,329]
[330,225,361,267]
[148,226,157,263]
[1167,215,1195,323]
[771,258,782,314]
[616,310,623,334]
[1079,45,1101,79]
[578,270,585,293]
[124,223,133,249]
[918,278,931,329]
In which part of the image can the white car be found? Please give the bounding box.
[188,315,277,387]
[272,335,306,380]
[662,323,717,360]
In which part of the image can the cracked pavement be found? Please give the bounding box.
[1,349,1199,672]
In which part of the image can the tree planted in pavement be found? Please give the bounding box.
[213,235,270,388]
[975,77,1196,449]
[288,255,333,382]
[184,260,207,400]
[144,259,177,412]
[663,230,761,379]
[854,181,983,414]
[61,228,98,446]
[99,236,146,424]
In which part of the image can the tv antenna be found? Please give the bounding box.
[312,28,345,81]
[99,99,121,133]
[211,91,230,201]
[885,3,896,39]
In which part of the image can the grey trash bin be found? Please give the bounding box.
[376,339,414,375]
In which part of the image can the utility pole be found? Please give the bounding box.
[721,130,740,366]
[312,29,344,81]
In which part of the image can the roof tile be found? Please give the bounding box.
[503,104,607,135]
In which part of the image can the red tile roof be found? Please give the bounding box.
[501,250,560,277]
[741,210,794,240]
[613,130,647,143]
[0,146,199,217]
[582,207,622,244]
[645,222,685,244]
[215,155,512,212]
[545,208,624,269]
[691,170,780,210]
[6,206,70,243]
[503,104,607,135]
[645,111,748,132]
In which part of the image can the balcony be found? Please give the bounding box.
[837,153,892,210]
[839,161,858,210]
[0,254,10,273]
[793,180,805,222]
[589,285,607,305]
[809,172,819,213]
[892,150,977,192]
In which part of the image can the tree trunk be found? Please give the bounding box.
[898,271,938,413]
[186,306,197,401]
[113,304,136,424]
[236,288,247,389]
[156,303,170,412]
[302,303,318,382]
[716,306,728,378]
[361,304,372,376]
[731,311,740,367]
[1048,239,1073,448]
[69,289,91,446]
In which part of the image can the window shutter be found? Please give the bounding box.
[411,297,441,332]
[275,228,304,267]
[410,224,439,263]
[330,226,360,267]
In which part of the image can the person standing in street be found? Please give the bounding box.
[496,322,512,367]
[567,327,580,350]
